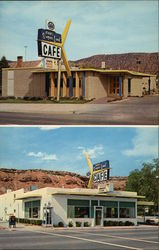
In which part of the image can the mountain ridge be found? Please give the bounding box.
[0,168,128,195]
[70,52,158,74]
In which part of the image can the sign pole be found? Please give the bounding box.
[57,59,61,102]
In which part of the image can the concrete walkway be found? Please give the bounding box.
[0,221,157,232]
[0,103,109,114]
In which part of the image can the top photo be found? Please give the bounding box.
[0,1,158,125]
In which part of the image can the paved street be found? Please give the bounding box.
[0,226,158,250]
[0,96,158,125]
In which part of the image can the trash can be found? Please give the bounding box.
[9,215,16,228]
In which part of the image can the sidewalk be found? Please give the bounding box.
[0,221,158,232]
[0,103,114,114]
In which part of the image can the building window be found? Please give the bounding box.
[24,200,40,219]
[128,79,131,93]
[67,78,69,88]
[90,200,98,218]
[60,78,63,88]
[67,199,89,218]
[100,201,118,218]
[73,78,76,88]
[103,207,118,218]
[55,78,57,88]
[33,207,39,218]
[75,207,89,218]
[119,202,135,218]
[79,79,82,88]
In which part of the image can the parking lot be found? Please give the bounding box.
[0,226,158,250]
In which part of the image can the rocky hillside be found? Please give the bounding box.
[0,168,128,195]
[70,52,158,75]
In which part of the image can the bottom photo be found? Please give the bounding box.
[0,126,158,250]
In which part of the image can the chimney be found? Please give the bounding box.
[16,56,23,68]
[101,61,106,69]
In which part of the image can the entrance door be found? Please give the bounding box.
[95,207,103,226]
[43,207,53,226]
[128,78,131,96]
[46,208,52,225]
[109,77,121,97]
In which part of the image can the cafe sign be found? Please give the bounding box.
[38,41,61,59]
[85,152,110,188]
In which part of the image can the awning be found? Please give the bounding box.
[137,201,154,206]
[31,68,155,77]
[15,194,42,200]
[50,191,145,199]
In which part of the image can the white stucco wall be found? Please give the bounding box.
[0,189,24,221]
[0,188,138,226]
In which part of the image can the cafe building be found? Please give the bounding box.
[0,186,144,227]
[2,57,156,100]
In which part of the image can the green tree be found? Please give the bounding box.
[0,56,9,95]
[125,159,159,210]
[0,56,9,68]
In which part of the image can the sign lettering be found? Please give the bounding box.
[38,29,61,43]
[93,160,109,171]
[38,41,61,59]
[93,169,109,183]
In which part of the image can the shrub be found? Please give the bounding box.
[8,96,15,99]
[84,222,90,227]
[23,96,30,100]
[124,221,134,226]
[107,220,114,226]
[104,220,134,227]
[58,221,64,227]
[76,221,82,227]
[29,96,43,101]
[68,221,73,227]
[0,96,8,100]
[119,221,124,226]
[113,221,118,226]
[16,218,42,225]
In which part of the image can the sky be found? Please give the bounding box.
[0,1,158,61]
[0,126,158,176]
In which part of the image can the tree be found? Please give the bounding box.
[0,56,9,68]
[125,159,159,210]
[0,56,9,95]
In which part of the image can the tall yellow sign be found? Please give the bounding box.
[39,19,71,77]
[85,152,110,189]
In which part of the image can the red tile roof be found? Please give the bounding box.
[9,60,42,68]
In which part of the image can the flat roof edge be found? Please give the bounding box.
[31,68,155,77]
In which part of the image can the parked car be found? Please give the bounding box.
[146,215,159,225]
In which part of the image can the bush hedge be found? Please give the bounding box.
[76,221,82,227]
[68,221,73,227]
[16,218,42,225]
[83,222,90,227]
[104,220,134,227]
[58,221,64,227]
